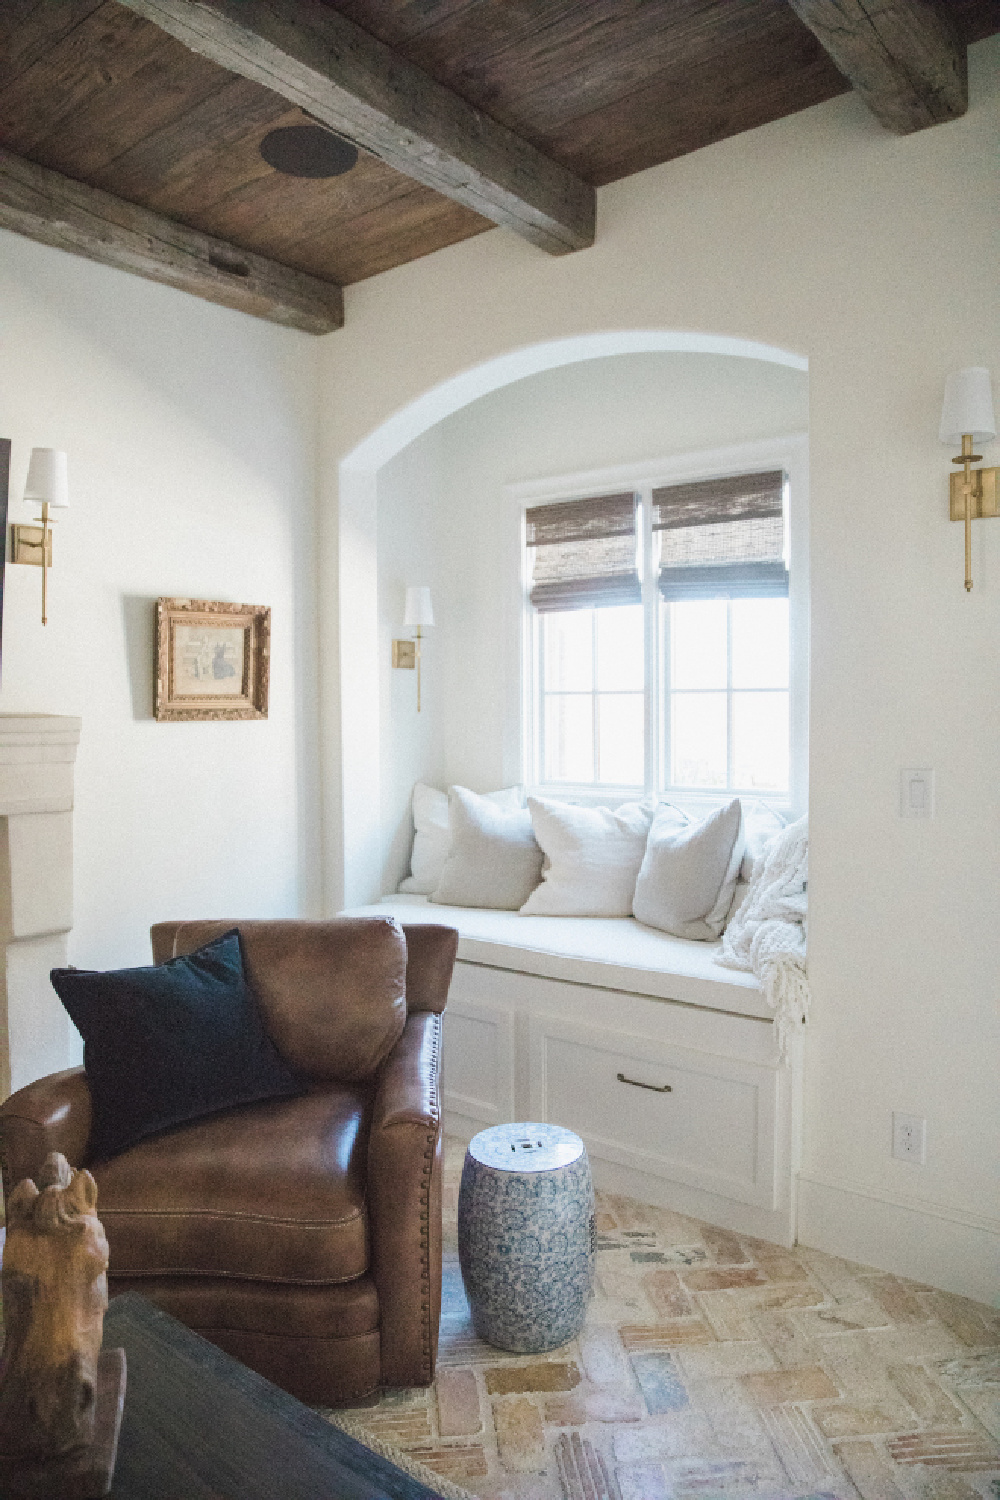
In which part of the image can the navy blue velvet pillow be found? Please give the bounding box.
[50,929,307,1163]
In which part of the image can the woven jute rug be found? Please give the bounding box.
[324,1410,481,1499]
[331,1138,1000,1500]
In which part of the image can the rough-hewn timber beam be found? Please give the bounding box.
[786,0,967,133]
[0,147,343,334]
[114,0,595,255]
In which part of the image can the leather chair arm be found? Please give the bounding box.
[400,925,458,1014]
[367,1010,443,1387]
[0,1067,92,1198]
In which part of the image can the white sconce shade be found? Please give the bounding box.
[404,585,434,627]
[940,368,996,445]
[23,448,69,508]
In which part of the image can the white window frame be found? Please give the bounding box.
[504,433,809,819]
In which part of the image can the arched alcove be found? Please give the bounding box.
[336,331,808,908]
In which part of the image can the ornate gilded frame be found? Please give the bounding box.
[155,598,270,722]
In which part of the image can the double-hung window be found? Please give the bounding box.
[523,451,802,807]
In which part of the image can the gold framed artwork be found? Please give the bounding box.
[155,598,270,721]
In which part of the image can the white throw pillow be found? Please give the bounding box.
[519,798,657,918]
[431,786,543,910]
[633,798,745,940]
[399,782,521,894]
[740,800,786,880]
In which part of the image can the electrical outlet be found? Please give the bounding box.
[892,1112,927,1164]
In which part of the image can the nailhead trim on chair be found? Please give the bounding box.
[392,1010,441,1390]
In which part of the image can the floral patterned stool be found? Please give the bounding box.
[457,1122,595,1353]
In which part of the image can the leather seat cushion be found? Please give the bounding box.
[94,1084,371,1283]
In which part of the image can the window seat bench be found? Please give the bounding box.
[347,893,765,1017]
[343,895,800,1245]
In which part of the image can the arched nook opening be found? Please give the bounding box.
[336,331,808,909]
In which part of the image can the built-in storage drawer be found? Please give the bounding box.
[528,1013,782,1212]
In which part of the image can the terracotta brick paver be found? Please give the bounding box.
[836,1437,909,1500]
[888,1361,964,1424]
[887,1428,1000,1468]
[543,1393,587,1426]
[642,1267,694,1318]
[812,1398,916,1437]
[681,1265,766,1291]
[409,1444,489,1481]
[494,1396,546,1472]
[553,1431,619,1500]
[328,1137,1000,1500]
[437,1368,482,1436]
[698,1225,749,1265]
[485,1362,580,1395]
[741,1365,840,1404]
[619,1320,715,1350]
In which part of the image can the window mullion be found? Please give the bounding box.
[726,599,734,791]
[536,615,545,785]
[640,489,657,800]
[591,611,600,781]
[661,603,671,793]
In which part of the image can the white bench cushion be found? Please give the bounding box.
[342,895,768,1022]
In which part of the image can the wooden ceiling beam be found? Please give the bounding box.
[0,146,343,334]
[113,0,595,255]
[786,0,967,133]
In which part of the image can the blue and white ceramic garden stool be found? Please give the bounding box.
[458,1122,595,1353]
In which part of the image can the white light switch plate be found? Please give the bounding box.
[900,768,934,818]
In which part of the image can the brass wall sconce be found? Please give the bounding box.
[940,368,996,592]
[10,448,69,624]
[392,585,434,711]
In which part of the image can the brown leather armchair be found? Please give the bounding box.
[0,916,458,1406]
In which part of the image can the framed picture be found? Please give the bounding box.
[155,598,270,722]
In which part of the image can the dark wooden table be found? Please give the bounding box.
[102,1294,446,1500]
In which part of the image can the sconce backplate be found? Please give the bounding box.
[10,524,52,566]
[950,466,998,521]
[392,639,416,669]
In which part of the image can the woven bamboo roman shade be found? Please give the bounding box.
[525,492,640,611]
[653,470,787,600]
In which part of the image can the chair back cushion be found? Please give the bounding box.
[162,918,407,1082]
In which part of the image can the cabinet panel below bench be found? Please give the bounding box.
[529,1015,779,1212]
[442,997,516,1126]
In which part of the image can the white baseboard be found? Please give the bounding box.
[797,1172,1000,1306]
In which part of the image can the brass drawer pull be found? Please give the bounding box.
[617,1071,672,1093]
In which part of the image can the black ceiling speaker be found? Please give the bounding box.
[259,125,358,178]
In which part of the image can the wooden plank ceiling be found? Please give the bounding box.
[0,0,996,329]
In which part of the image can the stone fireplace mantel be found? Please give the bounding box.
[0,714,82,1099]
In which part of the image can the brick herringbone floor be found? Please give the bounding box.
[335,1140,1000,1500]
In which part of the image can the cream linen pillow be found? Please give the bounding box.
[399,781,521,894]
[632,798,745,940]
[431,786,543,910]
[519,798,657,918]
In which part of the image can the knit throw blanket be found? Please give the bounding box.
[719,815,809,1059]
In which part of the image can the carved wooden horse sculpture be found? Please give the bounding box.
[0,1152,109,1461]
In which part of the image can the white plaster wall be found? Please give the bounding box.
[0,230,322,992]
[322,37,1000,1299]
[377,353,808,892]
[377,423,448,893]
